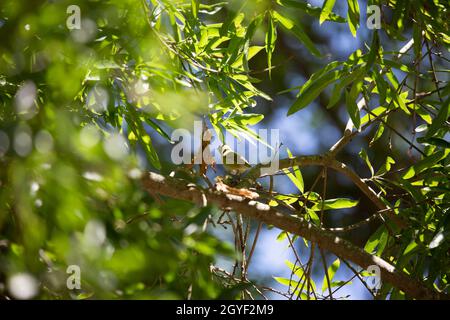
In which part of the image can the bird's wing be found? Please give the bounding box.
[222,148,250,166]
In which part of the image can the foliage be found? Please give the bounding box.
[0,0,449,299]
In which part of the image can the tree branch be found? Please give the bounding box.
[247,155,407,228]
[141,171,448,300]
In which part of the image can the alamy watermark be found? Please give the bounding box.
[365,265,382,293]
[367,5,381,30]
[66,5,81,30]
[66,265,81,290]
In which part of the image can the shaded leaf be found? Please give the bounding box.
[272,11,321,57]
[288,70,341,115]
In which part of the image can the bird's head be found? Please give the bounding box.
[219,144,232,156]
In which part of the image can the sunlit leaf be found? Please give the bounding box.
[312,198,359,211]
[347,0,360,37]
[265,11,277,78]
[322,258,340,292]
[320,0,336,24]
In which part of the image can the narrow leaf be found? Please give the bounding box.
[322,258,340,292]
[320,0,336,24]
[345,82,361,129]
[288,70,340,115]
[347,0,360,37]
[426,96,450,138]
[191,0,199,18]
[265,12,277,78]
[359,148,374,177]
[312,198,359,211]
[272,11,321,57]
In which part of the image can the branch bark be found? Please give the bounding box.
[247,155,407,228]
[141,171,448,300]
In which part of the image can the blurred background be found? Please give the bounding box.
[0,0,447,299]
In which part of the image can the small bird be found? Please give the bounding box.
[219,145,251,175]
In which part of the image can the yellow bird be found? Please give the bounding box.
[219,145,251,175]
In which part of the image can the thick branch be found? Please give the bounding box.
[247,155,407,228]
[141,171,448,300]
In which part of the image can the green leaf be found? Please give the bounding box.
[283,148,304,193]
[226,120,272,148]
[285,260,305,279]
[127,114,161,169]
[265,12,277,78]
[312,198,359,211]
[415,105,432,124]
[426,96,450,138]
[394,91,410,115]
[360,105,386,126]
[288,70,341,115]
[402,150,449,179]
[366,32,379,70]
[359,148,374,177]
[245,15,263,41]
[231,46,264,69]
[417,137,450,149]
[307,209,320,225]
[231,113,264,126]
[140,134,161,170]
[403,241,418,255]
[274,277,298,287]
[347,0,360,37]
[345,49,364,66]
[191,0,199,18]
[345,79,362,129]
[327,66,365,109]
[385,69,399,89]
[322,258,340,292]
[364,226,384,253]
[376,156,395,175]
[374,70,387,102]
[303,61,342,91]
[320,0,336,24]
[230,74,272,101]
[383,59,412,74]
[369,122,385,146]
[413,24,422,58]
[247,45,265,60]
[331,280,352,288]
[272,11,321,57]
[376,229,389,256]
[144,117,173,143]
[276,0,346,23]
